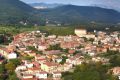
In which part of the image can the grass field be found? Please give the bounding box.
[0,25,75,36]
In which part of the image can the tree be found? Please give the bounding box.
[0,35,4,44]
[9,59,21,67]
[0,76,5,80]
[62,63,114,80]
[60,56,68,64]
[110,55,120,67]
[0,64,5,80]
[73,71,101,80]
[0,64,5,74]
[47,44,62,50]
[27,46,43,54]
[23,56,34,61]
[8,72,19,80]
[5,62,16,73]
[89,38,94,42]
[62,72,73,80]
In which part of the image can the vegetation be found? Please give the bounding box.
[47,44,62,50]
[5,62,16,73]
[0,60,20,80]
[60,56,68,64]
[100,50,120,67]
[0,0,45,25]
[0,64,5,74]
[0,33,13,45]
[23,56,34,61]
[0,25,75,36]
[27,46,43,54]
[0,24,119,38]
[39,5,120,25]
[8,72,19,80]
[9,59,21,67]
[0,0,120,25]
[61,49,120,80]
[62,62,118,80]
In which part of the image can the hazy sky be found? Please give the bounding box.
[21,0,94,5]
[20,0,120,11]
[21,0,120,5]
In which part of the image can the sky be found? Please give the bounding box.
[21,0,95,5]
[20,0,120,11]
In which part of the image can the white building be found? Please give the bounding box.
[75,29,87,37]
[7,52,17,59]
[52,72,62,78]
[22,74,33,79]
[15,65,27,71]
[38,45,48,51]
[36,71,48,79]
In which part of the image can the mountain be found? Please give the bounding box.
[91,4,120,12]
[0,0,120,26]
[38,5,120,25]
[29,3,64,9]
[0,0,45,25]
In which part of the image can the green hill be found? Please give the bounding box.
[0,0,120,25]
[39,5,120,25]
[0,0,45,25]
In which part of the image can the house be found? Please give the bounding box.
[66,58,76,65]
[41,62,59,73]
[55,58,62,63]
[48,35,57,39]
[21,78,38,80]
[22,74,33,79]
[111,67,120,75]
[43,50,62,55]
[88,52,96,56]
[15,65,27,71]
[38,45,48,51]
[110,67,120,80]
[33,61,40,68]
[74,29,87,37]
[35,71,48,79]
[68,49,75,54]
[27,51,36,57]
[52,72,62,78]
[60,41,80,49]
[25,61,34,68]
[0,60,3,64]
[27,67,41,74]
[63,63,73,71]
[7,52,17,59]
[0,48,9,58]
[92,57,109,64]
[66,57,83,66]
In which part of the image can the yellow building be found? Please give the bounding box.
[75,29,87,37]
[0,48,9,58]
[41,62,59,73]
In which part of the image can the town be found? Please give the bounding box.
[0,28,120,80]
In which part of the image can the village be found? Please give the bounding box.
[0,29,120,80]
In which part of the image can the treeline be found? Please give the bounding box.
[0,24,119,37]
[62,51,120,80]
[62,62,118,80]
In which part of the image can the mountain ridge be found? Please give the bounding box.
[38,5,120,25]
[0,0,120,25]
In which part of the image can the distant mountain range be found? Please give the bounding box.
[0,0,120,25]
[30,3,120,12]
[38,5,120,24]
[90,4,120,12]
